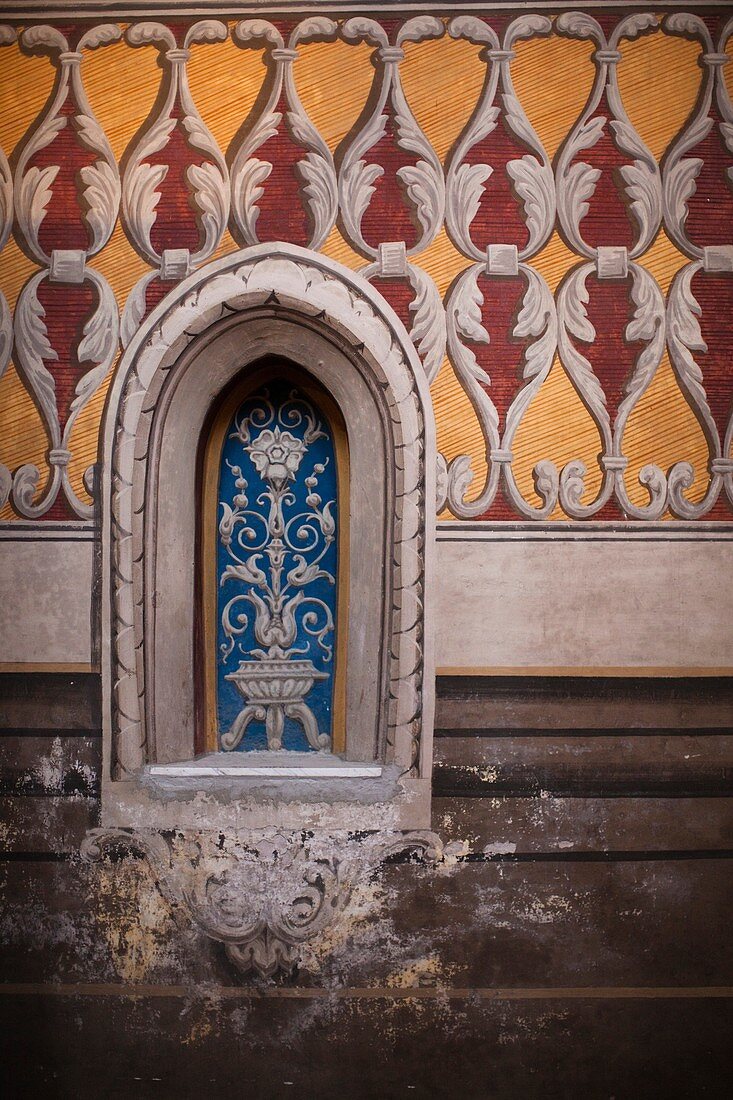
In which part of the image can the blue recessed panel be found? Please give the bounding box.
[216,380,339,752]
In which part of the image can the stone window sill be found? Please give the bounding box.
[139,751,400,805]
[147,752,383,780]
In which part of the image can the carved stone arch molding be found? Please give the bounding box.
[98,241,435,824]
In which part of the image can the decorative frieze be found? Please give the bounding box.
[0,8,731,523]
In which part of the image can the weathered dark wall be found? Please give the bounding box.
[1,672,731,1098]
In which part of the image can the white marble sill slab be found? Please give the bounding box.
[147,752,383,780]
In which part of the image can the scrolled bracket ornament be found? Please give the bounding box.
[229,17,338,250]
[81,828,445,980]
[556,260,667,519]
[554,12,662,261]
[443,257,559,519]
[446,14,555,263]
[337,17,445,259]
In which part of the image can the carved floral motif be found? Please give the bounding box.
[82,827,445,980]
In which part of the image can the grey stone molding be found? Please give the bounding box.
[100,243,435,830]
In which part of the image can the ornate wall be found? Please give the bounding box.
[1,5,732,1096]
[0,5,732,523]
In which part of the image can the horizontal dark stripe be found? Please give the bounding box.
[0,783,99,800]
[432,783,733,798]
[0,852,72,863]
[436,675,733,698]
[0,728,101,738]
[387,849,733,864]
[3,850,732,867]
[435,727,733,738]
[0,982,731,1002]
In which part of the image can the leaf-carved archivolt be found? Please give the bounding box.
[109,249,428,780]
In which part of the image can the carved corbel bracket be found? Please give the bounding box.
[81,827,448,980]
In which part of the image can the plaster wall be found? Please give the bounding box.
[0,533,95,665]
[2,532,730,672]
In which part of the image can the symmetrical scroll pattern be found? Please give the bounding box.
[442,14,558,517]
[663,12,733,516]
[9,24,121,519]
[82,828,444,980]
[0,11,732,522]
[217,384,338,753]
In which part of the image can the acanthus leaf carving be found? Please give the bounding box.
[229,19,337,250]
[662,14,733,259]
[666,260,723,519]
[15,25,121,264]
[444,262,559,520]
[123,22,229,270]
[11,268,119,518]
[405,264,447,385]
[446,17,554,262]
[556,15,661,258]
[556,261,668,519]
[79,159,120,256]
[0,289,12,385]
[338,20,444,258]
[82,828,445,981]
[120,272,158,350]
[13,271,60,445]
[0,27,16,253]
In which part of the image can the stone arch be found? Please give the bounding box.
[100,244,435,820]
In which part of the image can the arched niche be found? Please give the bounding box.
[100,245,436,831]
